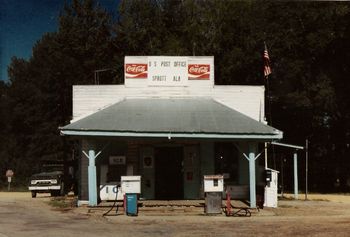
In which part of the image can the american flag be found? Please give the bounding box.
[264,44,272,77]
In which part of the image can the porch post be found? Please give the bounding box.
[293,151,298,200]
[248,143,256,208]
[88,149,97,206]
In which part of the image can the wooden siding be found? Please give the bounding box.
[79,139,89,201]
[72,85,265,122]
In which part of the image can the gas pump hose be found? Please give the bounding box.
[103,185,120,216]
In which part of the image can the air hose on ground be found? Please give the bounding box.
[103,185,120,216]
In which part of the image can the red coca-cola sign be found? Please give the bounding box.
[125,64,148,78]
[188,64,210,80]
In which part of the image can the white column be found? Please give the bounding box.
[88,149,98,206]
[248,143,256,208]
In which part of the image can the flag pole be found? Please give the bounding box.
[264,57,269,170]
[264,41,273,126]
[264,74,271,169]
[266,62,276,169]
[263,42,274,169]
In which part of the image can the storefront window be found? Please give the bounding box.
[214,142,239,184]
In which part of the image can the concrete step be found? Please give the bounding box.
[89,200,252,216]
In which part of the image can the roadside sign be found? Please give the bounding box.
[7,176,12,191]
[6,170,14,177]
[6,170,13,191]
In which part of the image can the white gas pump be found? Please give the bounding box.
[264,168,279,208]
[203,175,224,214]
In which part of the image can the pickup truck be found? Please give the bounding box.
[29,170,65,198]
[28,161,74,198]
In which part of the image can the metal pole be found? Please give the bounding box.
[264,142,268,169]
[305,139,308,200]
[293,151,298,200]
[7,177,11,191]
[281,156,284,197]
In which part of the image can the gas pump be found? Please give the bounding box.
[121,176,141,216]
[203,175,224,214]
[265,169,272,186]
[264,168,279,208]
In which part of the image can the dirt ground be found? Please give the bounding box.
[1,192,350,237]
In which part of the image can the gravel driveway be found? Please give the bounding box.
[1,192,350,237]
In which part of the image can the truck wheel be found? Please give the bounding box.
[73,183,78,195]
[60,182,65,196]
[31,191,37,198]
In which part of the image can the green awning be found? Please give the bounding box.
[60,98,282,140]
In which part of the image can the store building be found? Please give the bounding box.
[60,56,283,208]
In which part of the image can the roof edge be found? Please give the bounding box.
[60,130,283,140]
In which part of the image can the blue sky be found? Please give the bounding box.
[0,0,119,82]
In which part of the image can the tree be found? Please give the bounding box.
[5,0,116,183]
[4,0,350,192]
[0,80,10,186]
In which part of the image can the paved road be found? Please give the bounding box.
[1,192,350,237]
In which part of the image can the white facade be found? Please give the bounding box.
[65,56,281,208]
[72,85,265,123]
[72,56,265,123]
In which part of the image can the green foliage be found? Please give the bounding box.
[2,0,115,182]
[1,0,350,192]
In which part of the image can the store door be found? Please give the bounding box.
[155,147,184,199]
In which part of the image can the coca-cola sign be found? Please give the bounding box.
[188,64,210,80]
[125,64,148,78]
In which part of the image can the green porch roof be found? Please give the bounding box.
[60,98,282,140]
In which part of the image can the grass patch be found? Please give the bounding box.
[278,196,295,201]
[0,185,29,192]
[48,198,70,209]
[278,204,295,208]
[48,195,78,211]
[279,196,330,202]
[308,198,330,202]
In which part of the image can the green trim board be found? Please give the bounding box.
[61,130,282,140]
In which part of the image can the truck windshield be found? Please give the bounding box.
[41,164,64,173]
